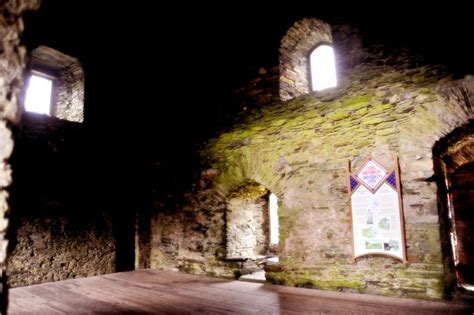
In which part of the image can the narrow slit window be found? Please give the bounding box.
[269,193,279,245]
[310,45,337,91]
[24,74,53,115]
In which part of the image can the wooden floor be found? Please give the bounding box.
[8,269,474,314]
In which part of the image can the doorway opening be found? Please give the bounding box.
[447,162,474,290]
[225,181,279,282]
[434,122,474,296]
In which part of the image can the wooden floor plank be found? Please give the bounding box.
[8,269,474,314]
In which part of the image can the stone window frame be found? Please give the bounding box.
[279,18,334,101]
[306,42,337,92]
[25,45,85,123]
[24,69,58,116]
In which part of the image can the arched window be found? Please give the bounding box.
[309,45,337,91]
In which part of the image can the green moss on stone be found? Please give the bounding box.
[327,111,350,121]
[266,271,366,292]
[183,262,202,274]
[320,122,335,130]
[271,119,287,127]
[311,116,325,125]
[362,117,385,125]
[285,119,306,129]
[333,139,354,147]
[418,87,432,94]
[354,140,373,148]
[343,95,373,106]
[345,101,371,111]
[356,108,369,116]
[412,74,426,84]
[238,130,254,139]
[219,132,235,143]
[376,128,398,136]
[371,103,392,113]
[298,129,317,138]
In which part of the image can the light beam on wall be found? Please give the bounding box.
[310,45,337,91]
[24,74,53,115]
[269,193,279,245]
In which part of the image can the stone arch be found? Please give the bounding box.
[225,180,271,260]
[433,120,474,293]
[206,148,285,237]
[221,175,282,280]
[279,18,333,101]
[211,149,285,201]
[397,75,474,219]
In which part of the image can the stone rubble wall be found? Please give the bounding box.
[54,61,84,123]
[148,20,474,300]
[231,66,280,111]
[149,187,237,278]
[202,71,473,300]
[0,0,39,311]
[226,183,269,259]
[8,214,115,287]
[6,114,115,287]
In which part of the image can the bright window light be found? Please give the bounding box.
[269,193,279,245]
[24,74,53,115]
[461,283,474,292]
[450,232,458,265]
[310,45,337,91]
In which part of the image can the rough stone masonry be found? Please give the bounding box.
[146,19,474,300]
[0,0,39,311]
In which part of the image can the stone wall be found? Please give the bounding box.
[0,0,39,311]
[232,66,280,111]
[148,184,236,278]
[6,114,115,287]
[146,20,474,301]
[226,183,269,259]
[8,213,115,287]
[432,115,474,295]
[54,60,84,122]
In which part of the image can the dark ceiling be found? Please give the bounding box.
[21,1,473,152]
[17,0,474,198]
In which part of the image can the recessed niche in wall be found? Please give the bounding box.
[226,181,279,282]
[279,18,333,101]
[23,46,85,122]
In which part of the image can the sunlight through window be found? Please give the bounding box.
[310,45,337,91]
[269,193,279,245]
[24,74,53,115]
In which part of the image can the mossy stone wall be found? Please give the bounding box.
[148,21,474,301]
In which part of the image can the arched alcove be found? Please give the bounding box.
[225,180,279,280]
[449,163,474,290]
[434,121,474,294]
